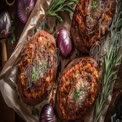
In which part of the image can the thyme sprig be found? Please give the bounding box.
[46,0,78,22]
[94,1,122,121]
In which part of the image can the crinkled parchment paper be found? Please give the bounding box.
[0,0,112,122]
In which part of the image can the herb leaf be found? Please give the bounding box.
[31,67,38,81]
[92,1,98,8]
[74,90,80,100]
[34,0,78,31]
[43,0,78,28]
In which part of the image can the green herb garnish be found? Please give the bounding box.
[32,108,39,116]
[94,1,122,121]
[53,83,57,89]
[42,61,47,69]
[92,1,98,8]
[11,26,16,42]
[31,67,38,81]
[33,0,78,31]
[74,90,80,100]
[46,0,78,22]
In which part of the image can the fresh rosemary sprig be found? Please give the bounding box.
[34,0,78,32]
[46,0,78,22]
[94,1,122,122]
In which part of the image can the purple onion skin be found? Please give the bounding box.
[0,11,11,37]
[17,0,35,24]
[40,104,55,122]
[57,28,72,58]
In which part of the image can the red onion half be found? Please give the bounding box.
[40,104,55,122]
[0,11,11,38]
[17,0,35,24]
[57,28,72,58]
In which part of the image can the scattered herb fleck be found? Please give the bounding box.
[32,108,39,116]
[92,1,98,8]
[42,61,47,69]
[31,67,38,81]
[53,84,57,89]
[74,91,80,100]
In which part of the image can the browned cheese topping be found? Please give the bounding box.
[18,30,57,105]
[56,57,100,120]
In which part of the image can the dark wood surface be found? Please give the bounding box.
[0,42,25,122]
[0,1,25,122]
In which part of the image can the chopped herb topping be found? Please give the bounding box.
[74,91,80,100]
[31,67,38,81]
[53,84,57,89]
[92,1,98,8]
[42,61,47,69]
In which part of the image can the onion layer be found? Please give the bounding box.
[40,104,55,122]
[17,0,35,24]
[0,11,11,37]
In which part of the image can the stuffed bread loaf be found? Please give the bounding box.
[18,30,57,105]
[56,57,100,120]
[71,0,116,53]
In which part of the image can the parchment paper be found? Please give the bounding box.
[0,0,113,122]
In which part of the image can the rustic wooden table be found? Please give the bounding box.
[0,1,25,121]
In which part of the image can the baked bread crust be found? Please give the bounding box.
[56,57,100,120]
[18,30,57,105]
[71,0,116,53]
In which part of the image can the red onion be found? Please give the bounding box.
[17,0,35,24]
[57,28,72,58]
[40,104,55,122]
[0,11,11,38]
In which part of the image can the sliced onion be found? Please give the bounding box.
[0,11,11,37]
[57,28,72,58]
[5,0,15,6]
[17,0,35,24]
[40,104,55,122]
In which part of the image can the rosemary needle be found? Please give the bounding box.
[94,1,122,121]
[46,0,78,22]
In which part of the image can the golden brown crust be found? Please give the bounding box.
[56,57,100,120]
[18,30,57,105]
[71,0,116,53]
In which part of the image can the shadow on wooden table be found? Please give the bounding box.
[0,1,25,120]
[0,42,25,122]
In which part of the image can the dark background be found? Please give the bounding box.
[0,0,25,121]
